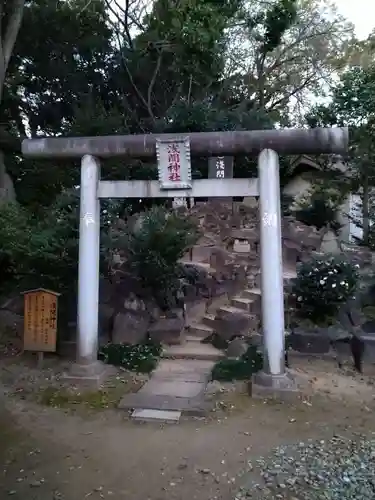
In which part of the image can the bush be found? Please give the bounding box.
[98,339,162,373]
[293,255,360,322]
[106,206,199,310]
[295,195,341,233]
[0,194,79,295]
[211,344,263,381]
[0,191,119,300]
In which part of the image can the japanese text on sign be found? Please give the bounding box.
[156,136,191,190]
[216,156,225,178]
[23,289,59,352]
[262,212,277,227]
[167,143,181,182]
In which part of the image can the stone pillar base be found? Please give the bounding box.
[62,361,110,389]
[249,370,300,402]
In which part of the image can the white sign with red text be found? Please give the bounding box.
[156,137,192,190]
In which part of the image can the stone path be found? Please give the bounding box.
[119,358,216,423]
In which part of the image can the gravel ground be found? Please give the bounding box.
[236,434,375,499]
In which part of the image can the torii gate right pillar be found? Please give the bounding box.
[252,149,294,397]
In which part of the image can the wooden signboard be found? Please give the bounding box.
[208,156,234,204]
[22,288,60,353]
[208,156,234,179]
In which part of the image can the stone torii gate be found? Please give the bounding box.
[22,128,348,394]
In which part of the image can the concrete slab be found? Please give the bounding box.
[156,359,215,373]
[151,370,209,383]
[162,342,224,361]
[139,380,205,398]
[149,360,214,382]
[118,393,212,415]
[131,409,181,423]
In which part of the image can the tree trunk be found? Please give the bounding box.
[362,175,370,245]
[0,150,16,202]
[0,1,26,203]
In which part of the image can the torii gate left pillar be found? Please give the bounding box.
[22,128,348,392]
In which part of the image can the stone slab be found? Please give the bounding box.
[156,359,215,374]
[131,409,181,423]
[139,380,205,398]
[118,393,212,415]
[162,342,224,361]
[151,360,214,382]
[151,370,209,383]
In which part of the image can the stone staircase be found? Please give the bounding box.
[162,269,297,362]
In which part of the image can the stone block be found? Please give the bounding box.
[250,371,300,401]
[361,334,375,361]
[283,245,300,266]
[230,228,257,242]
[209,247,232,271]
[233,240,251,253]
[226,337,248,359]
[61,361,111,389]
[131,409,181,423]
[112,310,149,345]
[148,317,185,345]
[289,329,331,354]
[216,310,257,341]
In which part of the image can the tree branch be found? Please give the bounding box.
[3,0,25,74]
[115,30,155,122]
[147,51,162,116]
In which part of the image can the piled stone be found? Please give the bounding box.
[186,200,260,295]
[282,217,326,266]
[102,203,326,347]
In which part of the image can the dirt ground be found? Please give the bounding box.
[1,356,375,500]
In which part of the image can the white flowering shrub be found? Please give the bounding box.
[293,255,360,321]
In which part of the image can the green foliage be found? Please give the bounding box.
[249,0,297,55]
[106,206,199,310]
[295,195,341,233]
[211,344,263,382]
[98,340,162,373]
[306,66,375,245]
[0,193,79,294]
[0,190,118,297]
[293,255,360,322]
[307,66,375,128]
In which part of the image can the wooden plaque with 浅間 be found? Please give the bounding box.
[22,288,60,353]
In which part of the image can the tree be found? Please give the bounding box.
[105,0,245,128]
[1,0,115,208]
[224,0,354,122]
[307,65,375,245]
[0,0,25,201]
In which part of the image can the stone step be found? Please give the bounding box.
[202,313,217,328]
[217,305,255,318]
[230,296,257,313]
[179,260,216,274]
[185,334,204,342]
[242,288,261,300]
[251,268,297,289]
[162,341,224,361]
[187,323,214,338]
